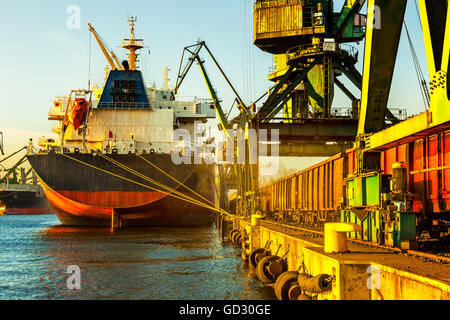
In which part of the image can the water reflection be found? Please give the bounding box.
[0,215,275,300]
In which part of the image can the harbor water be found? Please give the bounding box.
[0,214,275,300]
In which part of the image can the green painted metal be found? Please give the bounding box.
[335,0,366,40]
[344,172,417,248]
[341,209,382,243]
[365,174,379,206]
[262,61,318,121]
[195,56,229,130]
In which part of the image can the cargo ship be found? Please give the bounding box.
[0,188,54,215]
[27,17,218,227]
[0,139,55,216]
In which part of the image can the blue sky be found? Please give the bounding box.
[0,0,428,172]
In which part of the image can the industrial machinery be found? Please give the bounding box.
[174,41,252,211]
[190,0,388,219]
[255,0,450,249]
[252,0,403,158]
[341,0,450,248]
[0,144,53,215]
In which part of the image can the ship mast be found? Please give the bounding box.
[122,16,144,71]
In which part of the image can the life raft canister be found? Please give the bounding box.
[69,98,89,130]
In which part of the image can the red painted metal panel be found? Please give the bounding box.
[318,165,324,210]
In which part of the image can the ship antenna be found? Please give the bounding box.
[122,16,144,71]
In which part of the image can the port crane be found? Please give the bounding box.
[208,0,449,248]
[174,41,255,210]
[0,132,3,155]
[174,41,251,137]
[0,145,38,189]
[342,0,450,246]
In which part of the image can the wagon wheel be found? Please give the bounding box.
[429,228,441,239]
[298,214,304,225]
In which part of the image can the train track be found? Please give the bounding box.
[258,218,450,263]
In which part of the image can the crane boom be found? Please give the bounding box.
[88,23,120,71]
[110,51,124,71]
[175,41,250,139]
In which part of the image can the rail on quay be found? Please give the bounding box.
[215,214,450,300]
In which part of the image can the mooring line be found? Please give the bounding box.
[136,153,216,207]
[59,153,227,214]
[98,153,222,213]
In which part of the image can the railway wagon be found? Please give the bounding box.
[259,130,450,244]
[260,152,347,226]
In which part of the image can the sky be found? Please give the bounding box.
[0,0,429,176]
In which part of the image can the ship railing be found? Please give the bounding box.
[122,39,144,47]
[96,102,152,109]
[330,107,353,118]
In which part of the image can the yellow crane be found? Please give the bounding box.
[88,23,124,71]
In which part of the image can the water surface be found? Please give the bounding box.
[0,214,275,300]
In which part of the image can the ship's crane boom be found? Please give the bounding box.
[88,23,124,71]
[110,51,122,71]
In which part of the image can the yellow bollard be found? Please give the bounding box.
[251,214,265,226]
[324,222,362,253]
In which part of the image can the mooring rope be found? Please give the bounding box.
[98,153,215,210]
[59,152,230,215]
[135,153,216,207]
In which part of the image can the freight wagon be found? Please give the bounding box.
[260,152,346,227]
[259,133,450,247]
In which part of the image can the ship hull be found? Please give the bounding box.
[27,152,216,227]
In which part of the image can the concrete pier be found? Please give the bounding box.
[227,217,450,300]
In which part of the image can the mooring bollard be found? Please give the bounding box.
[251,214,265,226]
[324,222,362,253]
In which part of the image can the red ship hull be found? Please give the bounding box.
[28,153,216,227]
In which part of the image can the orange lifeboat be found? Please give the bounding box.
[64,98,89,130]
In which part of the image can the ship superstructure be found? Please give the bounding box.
[45,17,216,155]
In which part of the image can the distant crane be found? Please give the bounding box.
[0,132,3,155]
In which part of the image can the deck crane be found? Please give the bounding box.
[0,146,28,184]
[88,23,124,71]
